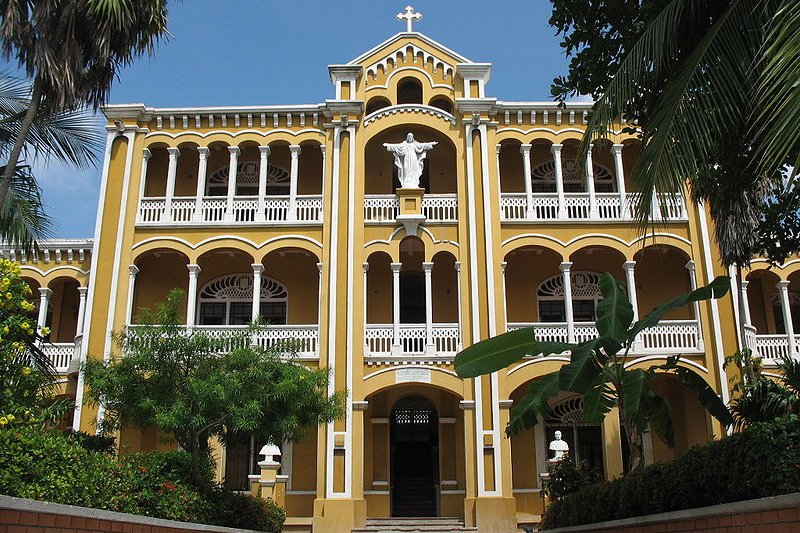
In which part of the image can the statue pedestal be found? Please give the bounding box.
[396,187,426,236]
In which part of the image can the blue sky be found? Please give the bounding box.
[26,0,574,238]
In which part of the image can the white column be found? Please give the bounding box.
[685,261,705,350]
[164,147,181,222]
[391,262,402,355]
[193,147,210,222]
[256,146,271,223]
[75,287,88,337]
[224,146,240,222]
[623,261,644,351]
[455,261,463,351]
[585,144,598,219]
[187,264,201,327]
[126,265,139,325]
[423,262,434,355]
[740,280,752,326]
[252,264,264,322]
[560,262,574,343]
[289,145,301,222]
[611,144,627,218]
[501,261,508,330]
[138,148,152,200]
[777,281,797,356]
[520,144,534,219]
[363,262,370,354]
[551,144,566,219]
[316,262,323,357]
[37,287,52,334]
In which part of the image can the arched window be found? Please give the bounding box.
[366,96,391,115]
[537,271,604,322]
[545,396,604,473]
[207,161,289,197]
[531,159,614,193]
[397,77,423,104]
[770,292,800,334]
[198,274,287,325]
[428,96,453,114]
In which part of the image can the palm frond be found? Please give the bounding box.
[0,163,53,249]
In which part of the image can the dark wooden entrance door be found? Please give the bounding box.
[390,396,439,517]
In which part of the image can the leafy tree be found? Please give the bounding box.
[454,273,733,472]
[726,350,800,429]
[549,0,800,269]
[0,74,103,248]
[83,289,344,487]
[0,257,69,427]
[0,0,169,214]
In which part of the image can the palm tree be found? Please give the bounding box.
[581,0,799,267]
[0,0,169,211]
[0,74,103,249]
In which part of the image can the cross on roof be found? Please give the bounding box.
[397,6,422,33]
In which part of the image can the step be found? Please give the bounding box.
[352,517,478,533]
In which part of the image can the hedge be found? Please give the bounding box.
[0,427,284,532]
[542,415,800,529]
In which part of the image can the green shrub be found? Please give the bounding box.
[204,485,285,533]
[62,429,116,454]
[542,416,800,528]
[543,455,602,501]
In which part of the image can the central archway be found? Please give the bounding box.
[390,395,439,517]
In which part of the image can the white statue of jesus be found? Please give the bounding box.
[384,133,437,189]
[548,430,569,462]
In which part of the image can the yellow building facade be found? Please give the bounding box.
[2,18,795,533]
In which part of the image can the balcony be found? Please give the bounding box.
[364,323,460,364]
[136,195,323,226]
[364,194,458,224]
[194,325,319,359]
[500,192,688,223]
[41,340,80,374]
[743,325,799,365]
[507,320,702,354]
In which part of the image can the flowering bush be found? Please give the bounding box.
[0,258,66,427]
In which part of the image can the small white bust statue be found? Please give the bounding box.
[548,430,569,462]
[383,132,437,189]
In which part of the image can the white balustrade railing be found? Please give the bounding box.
[743,325,758,354]
[507,320,700,354]
[500,192,687,222]
[364,323,459,357]
[753,334,795,364]
[136,195,323,225]
[421,194,458,223]
[191,325,319,358]
[42,342,75,373]
[364,195,400,222]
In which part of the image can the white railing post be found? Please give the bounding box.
[520,144,534,219]
[391,263,402,356]
[423,262,434,355]
[585,145,598,219]
[623,261,644,351]
[137,149,151,223]
[777,281,797,357]
[455,261,463,351]
[225,147,240,222]
[187,264,201,327]
[685,260,705,351]
[257,146,271,223]
[560,262,575,343]
[164,147,181,222]
[252,264,264,322]
[37,287,52,335]
[740,280,752,326]
[194,147,210,222]
[76,287,88,337]
[126,265,138,326]
[552,144,566,219]
[289,145,301,222]
[611,144,627,218]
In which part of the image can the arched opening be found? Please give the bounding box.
[197,273,287,326]
[544,396,605,473]
[503,246,563,326]
[537,271,604,323]
[132,249,190,324]
[399,237,425,324]
[428,96,453,114]
[397,77,423,105]
[390,395,438,516]
[46,277,81,342]
[366,96,392,115]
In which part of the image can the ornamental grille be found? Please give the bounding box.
[208,162,289,188]
[199,274,287,302]
[546,396,590,426]
[537,271,603,299]
[770,291,800,306]
[532,159,613,185]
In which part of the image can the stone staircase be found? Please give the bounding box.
[352,517,478,533]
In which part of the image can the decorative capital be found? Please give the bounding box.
[519,143,532,155]
[611,143,624,155]
[741,280,749,289]
[550,143,563,154]
[684,260,696,273]
[501,261,508,273]
[142,148,152,161]
[167,147,181,159]
[187,264,201,275]
[559,261,573,273]
[289,145,302,156]
[128,264,140,276]
[228,146,240,157]
[196,146,210,158]
[777,280,791,291]
[454,261,461,273]
[258,145,271,157]
[623,260,636,271]
[317,262,324,274]
[390,262,402,273]
[38,287,53,298]
[77,286,88,297]
[252,263,265,274]
[422,261,434,272]
[362,262,370,273]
